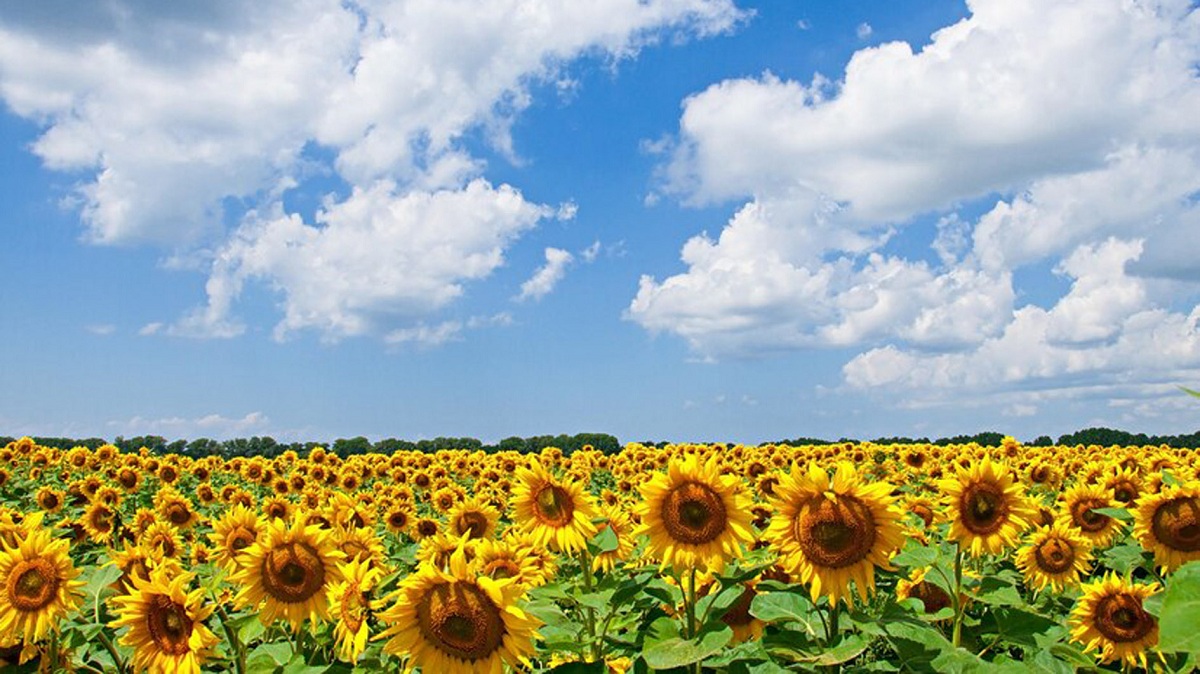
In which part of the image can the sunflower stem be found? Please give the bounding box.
[579,547,601,662]
[685,567,699,640]
[214,601,246,674]
[95,629,128,674]
[825,602,840,644]
[951,544,964,648]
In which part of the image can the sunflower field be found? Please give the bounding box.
[2,436,1200,673]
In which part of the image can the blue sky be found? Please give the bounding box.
[2,0,1199,445]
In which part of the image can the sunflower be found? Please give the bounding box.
[512,461,598,555]
[81,501,118,545]
[1069,573,1160,669]
[334,526,385,568]
[231,513,345,631]
[156,488,200,529]
[718,581,765,643]
[635,453,754,573]
[767,462,905,606]
[108,541,158,595]
[471,536,542,590]
[448,496,500,542]
[35,488,64,515]
[0,523,85,647]
[109,566,219,673]
[376,542,540,674]
[141,521,182,560]
[896,567,954,619]
[593,502,636,574]
[938,457,1036,557]
[1057,482,1125,549]
[1014,523,1093,593]
[327,557,381,664]
[412,517,441,541]
[1132,482,1200,572]
[208,504,262,574]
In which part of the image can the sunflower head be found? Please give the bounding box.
[938,457,1036,557]
[231,514,346,631]
[1069,572,1159,669]
[0,524,85,646]
[512,461,597,554]
[767,462,905,606]
[377,542,540,673]
[109,566,219,674]
[1014,523,1093,593]
[634,453,754,573]
[1133,482,1200,572]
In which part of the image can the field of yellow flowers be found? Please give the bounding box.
[1,435,1200,673]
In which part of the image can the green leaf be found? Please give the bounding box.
[975,576,1027,608]
[1159,561,1200,654]
[609,571,656,608]
[749,591,818,628]
[641,626,733,670]
[246,642,293,672]
[1091,506,1133,521]
[977,607,1058,650]
[1101,542,1148,575]
[238,615,268,645]
[283,653,330,674]
[1180,385,1200,399]
[591,525,619,554]
[575,589,615,612]
[891,541,939,569]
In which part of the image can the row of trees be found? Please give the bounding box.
[0,432,621,459]
[4,427,1197,460]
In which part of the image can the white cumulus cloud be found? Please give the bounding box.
[0,0,745,341]
[631,0,1200,410]
[518,247,575,302]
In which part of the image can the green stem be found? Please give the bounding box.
[96,629,128,674]
[215,601,247,674]
[684,567,698,639]
[826,602,840,644]
[579,547,600,662]
[951,544,964,648]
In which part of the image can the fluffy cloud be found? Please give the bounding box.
[518,247,575,302]
[0,0,743,338]
[108,411,271,439]
[631,0,1200,406]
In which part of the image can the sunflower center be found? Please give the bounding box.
[1151,496,1200,552]
[1094,594,1155,643]
[720,586,757,628]
[1033,537,1075,574]
[909,581,952,614]
[483,559,522,580]
[959,482,1009,535]
[416,582,505,662]
[261,542,326,604]
[1071,500,1110,532]
[661,481,728,546]
[795,496,876,569]
[1111,482,1138,504]
[146,595,193,656]
[457,512,490,540]
[533,485,575,528]
[8,559,59,612]
[911,504,934,528]
[166,504,191,526]
[228,528,256,553]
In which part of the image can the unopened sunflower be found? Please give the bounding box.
[376,543,540,674]
[1133,481,1200,572]
[1069,572,1159,669]
[636,453,754,573]
[767,462,904,606]
[231,513,346,631]
[1014,523,1093,593]
[512,461,597,554]
[109,566,219,673]
[939,457,1036,557]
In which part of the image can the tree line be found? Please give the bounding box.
[4,427,1198,460]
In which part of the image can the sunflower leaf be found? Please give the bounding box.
[1159,561,1200,654]
[1090,506,1133,521]
[891,541,939,569]
[641,626,732,669]
[590,525,619,554]
[1180,386,1200,398]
